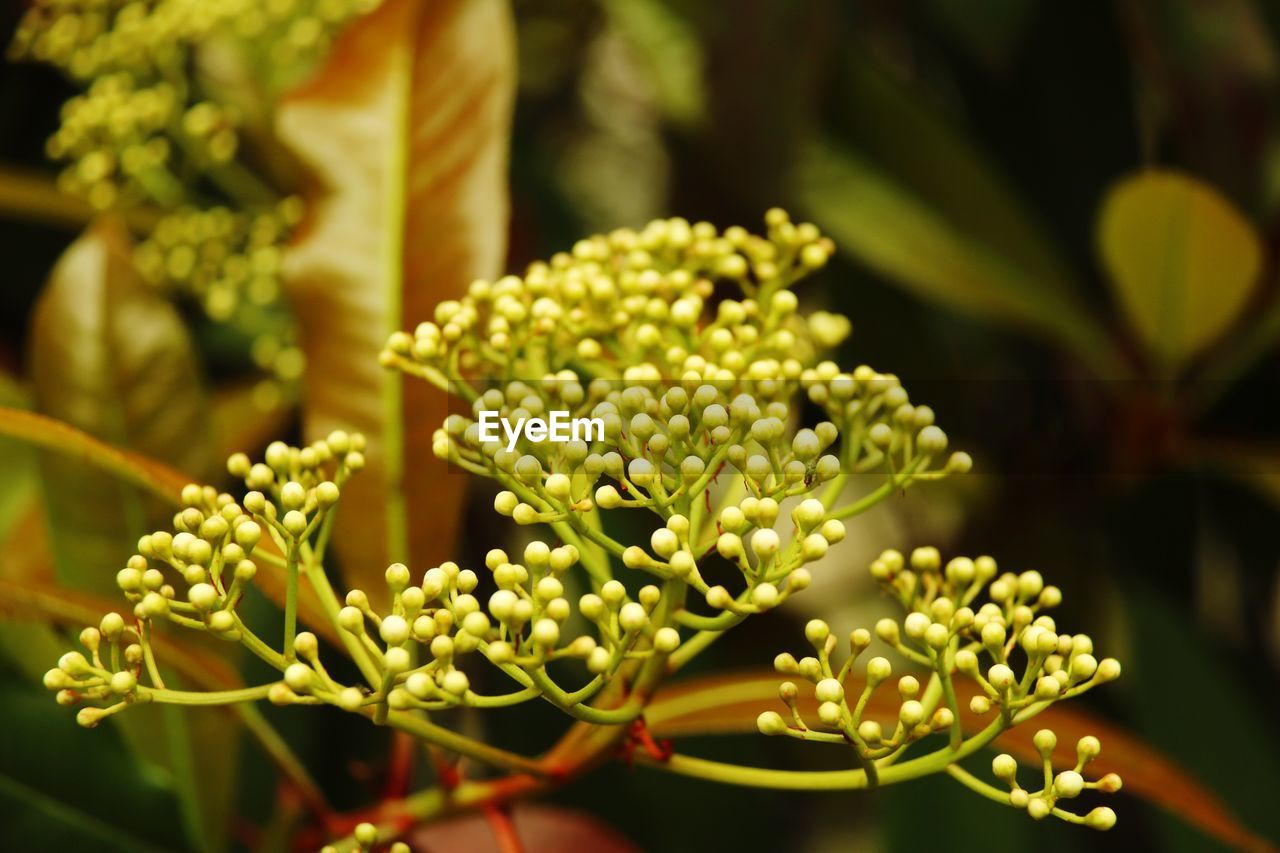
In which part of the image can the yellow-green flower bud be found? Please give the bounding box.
[757,710,788,736]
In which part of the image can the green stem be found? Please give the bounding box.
[828,457,924,521]
[946,764,1014,806]
[377,709,543,776]
[143,684,275,705]
[284,543,299,662]
[638,714,1009,790]
[300,558,381,686]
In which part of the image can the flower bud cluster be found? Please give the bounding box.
[801,363,972,478]
[382,210,843,386]
[294,541,682,716]
[135,199,304,322]
[11,0,382,82]
[11,0,383,367]
[320,821,410,853]
[44,434,362,725]
[990,730,1121,829]
[758,549,1121,827]
[226,433,362,545]
[42,613,147,729]
[387,214,970,656]
[758,620,955,760]
[42,72,178,210]
[867,548,1119,716]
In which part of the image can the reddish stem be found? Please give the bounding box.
[483,803,523,853]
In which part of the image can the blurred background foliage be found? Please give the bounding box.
[1,0,1279,851]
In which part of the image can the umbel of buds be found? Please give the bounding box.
[759,547,1122,828]
[9,0,386,385]
[39,212,1118,846]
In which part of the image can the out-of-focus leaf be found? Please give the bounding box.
[699,0,840,205]
[278,0,515,604]
[1188,288,1280,414]
[0,678,184,852]
[0,406,189,504]
[922,0,1037,70]
[798,139,1123,378]
[28,217,211,598]
[0,577,330,816]
[0,165,160,232]
[648,670,1273,850]
[0,502,54,585]
[26,219,231,852]
[602,0,703,128]
[207,378,295,472]
[1121,585,1280,853]
[1192,440,1280,510]
[0,378,37,551]
[1098,169,1262,372]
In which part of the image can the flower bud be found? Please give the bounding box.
[653,627,681,653]
[757,710,787,736]
[441,670,469,696]
[751,529,780,560]
[987,664,1015,691]
[870,614,901,640]
[751,583,779,610]
[899,700,925,728]
[1096,658,1121,682]
[866,656,892,685]
[815,678,843,703]
[284,663,312,692]
[109,671,136,695]
[1054,770,1084,799]
[380,615,409,646]
[1033,729,1057,757]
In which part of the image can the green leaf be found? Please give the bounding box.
[24,219,233,853]
[1120,583,1280,852]
[797,137,1122,378]
[0,671,185,852]
[1098,169,1262,372]
[602,0,704,128]
[277,0,515,605]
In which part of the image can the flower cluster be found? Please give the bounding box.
[37,213,1122,845]
[10,0,383,383]
[44,72,179,210]
[382,209,845,384]
[758,547,1122,828]
[283,542,683,723]
[45,432,363,726]
[11,0,377,209]
[133,199,304,327]
[10,0,382,82]
[991,731,1121,829]
[384,214,970,634]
